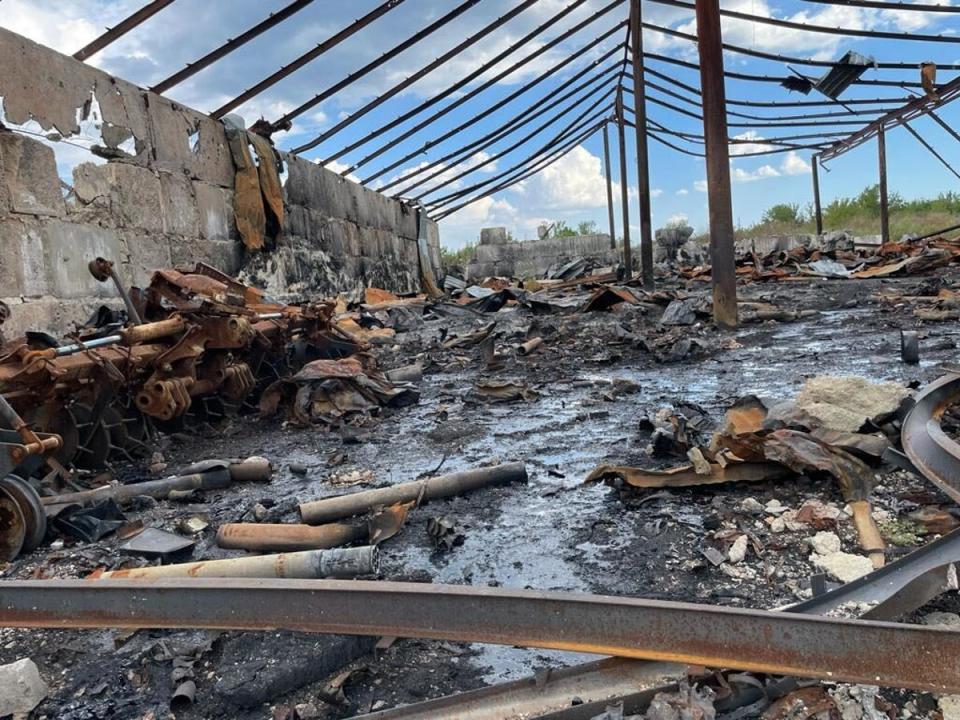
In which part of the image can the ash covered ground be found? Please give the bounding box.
[3,271,960,720]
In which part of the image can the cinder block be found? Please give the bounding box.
[121,231,172,285]
[0,132,64,217]
[194,181,235,241]
[159,171,198,236]
[43,220,122,299]
[72,162,111,206]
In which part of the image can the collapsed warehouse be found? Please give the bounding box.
[1,1,960,719]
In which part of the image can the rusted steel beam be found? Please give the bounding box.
[3,579,960,692]
[73,0,175,61]
[603,125,617,250]
[432,122,604,221]
[820,75,960,161]
[812,154,823,235]
[271,0,481,135]
[209,0,408,120]
[902,373,960,503]
[326,0,595,172]
[615,98,633,275]
[878,126,890,244]
[292,0,540,153]
[150,0,315,94]
[695,0,737,329]
[390,59,624,198]
[629,1,654,289]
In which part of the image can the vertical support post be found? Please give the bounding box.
[603,124,617,250]
[695,0,737,329]
[812,154,823,236]
[878,126,890,244]
[615,93,633,275]
[629,0,654,290]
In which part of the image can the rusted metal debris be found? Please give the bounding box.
[1,578,960,692]
[902,372,960,503]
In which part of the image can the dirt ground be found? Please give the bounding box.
[3,270,959,720]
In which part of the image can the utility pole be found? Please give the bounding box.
[603,124,617,250]
[629,0,654,290]
[695,0,737,329]
[878,127,890,244]
[812,154,823,236]
[615,92,632,275]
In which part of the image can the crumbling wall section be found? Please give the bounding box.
[0,27,439,337]
[466,233,619,280]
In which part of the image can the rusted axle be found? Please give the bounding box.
[0,579,958,692]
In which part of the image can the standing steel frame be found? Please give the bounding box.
[73,0,175,61]
[629,0,654,288]
[812,154,823,235]
[615,99,633,274]
[878,126,890,244]
[603,125,618,250]
[695,0,738,329]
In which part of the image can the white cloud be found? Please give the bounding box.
[322,160,361,183]
[729,131,773,157]
[694,180,708,192]
[780,151,811,176]
[731,165,780,182]
[651,188,664,197]
[676,188,689,196]
[667,213,689,225]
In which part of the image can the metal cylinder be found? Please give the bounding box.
[96,546,379,579]
[299,462,527,525]
[517,337,543,356]
[385,364,423,383]
[55,335,124,356]
[216,522,366,552]
[121,317,186,344]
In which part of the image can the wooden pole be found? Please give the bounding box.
[615,93,633,274]
[812,154,823,236]
[629,0,654,289]
[603,124,617,250]
[878,126,890,244]
[695,0,737,329]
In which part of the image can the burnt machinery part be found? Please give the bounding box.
[0,477,46,552]
[0,484,25,561]
[70,403,111,470]
[902,373,960,502]
[22,406,78,468]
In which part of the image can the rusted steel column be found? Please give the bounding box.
[615,94,633,275]
[629,0,655,290]
[878,126,891,244]
[603,124,618,250]
[812,154,823,235]
[695,0,738,329]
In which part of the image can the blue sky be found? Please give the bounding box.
[2,0,958,248]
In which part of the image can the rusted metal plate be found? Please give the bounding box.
[1,579,960,692]
[902,373,960,503]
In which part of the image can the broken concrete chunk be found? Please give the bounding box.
[810,550,874,583]
[728,534,748,564]
[796,375,911,432]
[940,694,960,720]
[0,658,49,716]
[0,132,64,217]
[923,611,960,628]
[809,531,842,555]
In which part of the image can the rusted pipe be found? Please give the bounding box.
[41,457,271,508]
[518,337,543,356]
[2,579,960,692]
[96,546,378,580]
[299,463,527,525]
[217,522,366,552]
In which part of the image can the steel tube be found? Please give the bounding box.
[879,126,890,244]
[615,105,633,275]
[97,546,378,580]
[73,0,175,60]
[55,335,124,356]
[217,522,367,552]
[812,154,823,235]
[2,579,960,692]
[603,125,617,249]
[299,463,527,524]
[629,0,654,289]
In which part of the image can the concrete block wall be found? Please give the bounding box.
[465,233,620,280]
[0,27,439,337]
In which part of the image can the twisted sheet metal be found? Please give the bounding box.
[902,372,960,503]
[2,579,960,692]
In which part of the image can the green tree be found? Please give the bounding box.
[577,220,598,235]
[761,203,804,225]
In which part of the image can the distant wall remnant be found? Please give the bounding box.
[479,227,509,245]
[0,27,438,338]
[465,233,621,280]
